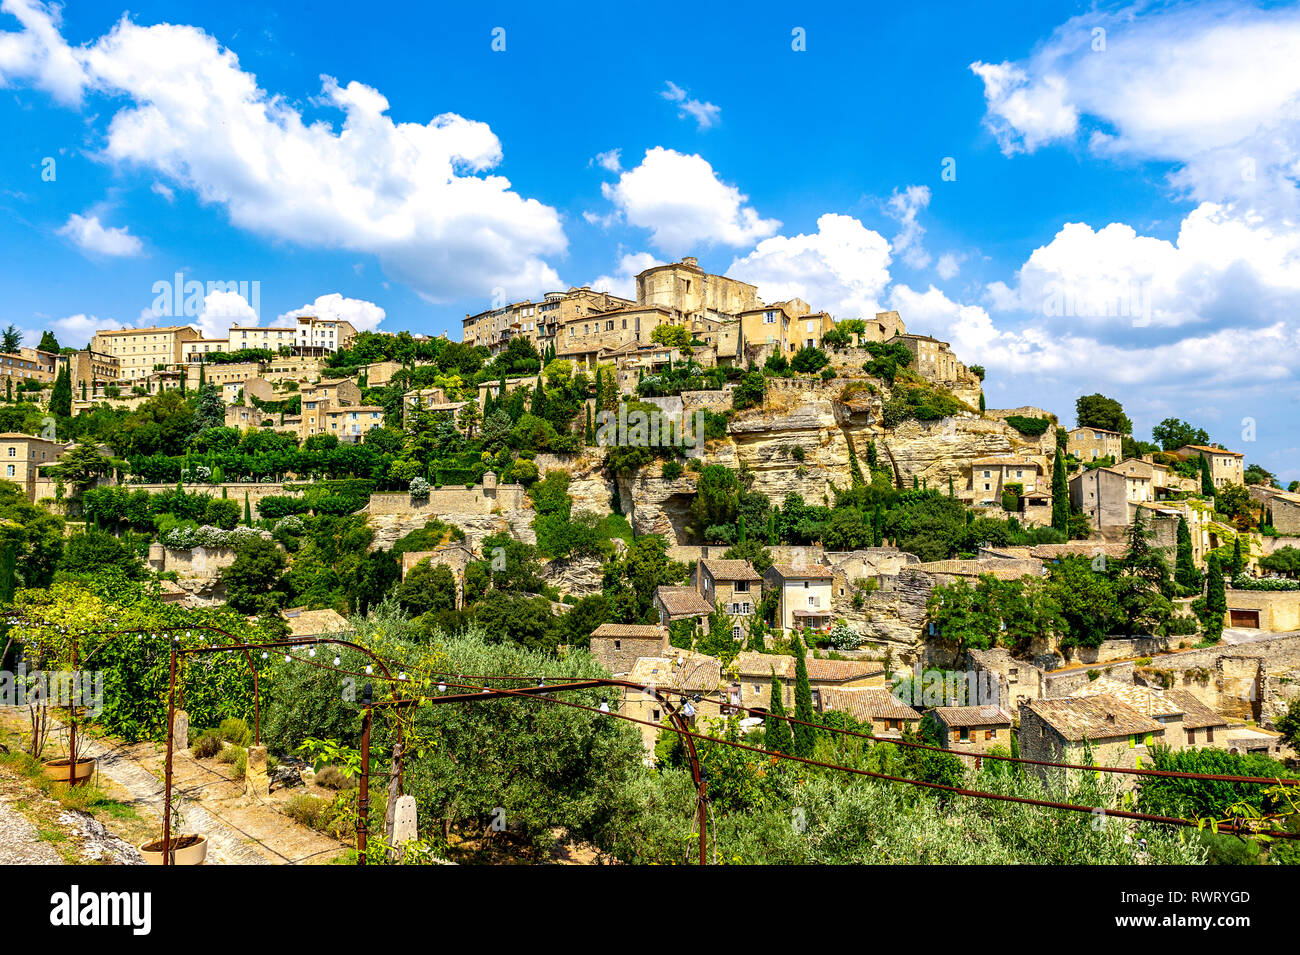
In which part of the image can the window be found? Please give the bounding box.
[985,728,994,740]
[614,640,621,650]
[959,728,970,742]
[5,465,12,477]
[1206,726,1214,743]
[5,448,13,457]
[734,581,749,593]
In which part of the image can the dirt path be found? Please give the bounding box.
[0,786,63,864]
[0,710,347,865]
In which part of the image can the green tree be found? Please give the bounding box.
[1151,417,1209,451]
[37,331,60,353]
[221,537,290,615]
[1199,456,1215,497]
[396,558,457,617]
[1,325,21,353]
[764,670,794,755]
[791,634,816,758]
[1174,516,1199,592]
[1051,451,1069,533]
[1201,553,1226,643]
[49,364,72,418]
[697,602,740,664]
[1074,393,1132,434]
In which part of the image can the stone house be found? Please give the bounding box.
[763,562,835,633]
[888,333,963,381]
[1175,445,1245,489]
[1066,426,1124,462]
[322,404,385,442]
[589,623,669,676]
[968,455,1044,507]
[1019,696,1166,782]
[282,607,350,639]
[1069,467,1136,530]
[733,652,882,715]
[0,432,66,502]
[967,647,1046,712]
[91,324,202,380]
[636,257,762,326]
[929,705,1012,753]
[1222,588,1300,632]
[1252,487,1300,534]
[461,287,634,354]
[623,651,726,755]
[1068,677,1227,751]
[653,584,713,629]
[697,559,762,636]
[817,686,922,739]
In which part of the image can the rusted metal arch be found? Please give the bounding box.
[164,632,404,866]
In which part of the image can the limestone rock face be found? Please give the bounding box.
[541,554,605,599]
[368,511,535,553]
[880,414,1055,490]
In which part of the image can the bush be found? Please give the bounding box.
[314,765,356,790]
[661,460,683,480]
[191,729,223,759]
[1004,415,1052,437]
[219,717,251,746]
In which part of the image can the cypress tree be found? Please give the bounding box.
[1229,536,1244,576]
[791,634,816,757]
[912,474,918,490]
[766,509,778,546]
[0,541,15,607]
[81,380,87,401]
[764,670,794,755]
[1199,456,1215,497]
[243,491,253,526]
[948,474,955,497]
[1174,516,1198,591]
[1203,553,1226,642]
[865,439,878,470]
[978,392,986,412]
[49,364,72,418]
[530,379,547,417]
[1051,451,1069,532]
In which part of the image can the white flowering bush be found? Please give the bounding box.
[274,515,305,534]
[828,622,864,651]
[162,524,271,550]
[409,477,431,502]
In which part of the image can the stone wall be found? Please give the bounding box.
[365,483,526,516]
[124,482,302,519]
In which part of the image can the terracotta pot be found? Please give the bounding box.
[42,757,95,786]
[139,834,208,865]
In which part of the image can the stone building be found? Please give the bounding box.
[63,349,120,397]
[462,287,634,354]
[1069,467,1136,531]
[1252,487,1300,534]
[1066,426,1124,462]
[1068,677,1227,751]
[294,315,357,356]
[968,455,1044,507]
[928,705,1012,754]
[816,686,922,738]
[635,257,762,323]
[653,585,713,629]
[763,563,835,633]
[1019,696,1166,782]
[697,559,762,635]
[1175,445,1244,489]
[623,651,726,754]
[589,623,670,676]
[0,347,59,387]
[733,652,882,715]
[1222,588,1300,632]
[228,323,298,352]
[0,432,65,501]
[888,333,963,381]
[90,325,202,380]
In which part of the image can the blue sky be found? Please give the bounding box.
[1,0,1298,479]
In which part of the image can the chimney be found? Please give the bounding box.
[681,256,698,268]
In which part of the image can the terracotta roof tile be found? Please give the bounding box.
[700,559,762,582]
[1025,696,1164,742]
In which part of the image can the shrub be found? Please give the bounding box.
[219,717,251,746]
[191,729,223,759]
[1004,415,1052,437]
[314,765,356,790]
[661,460,683,480]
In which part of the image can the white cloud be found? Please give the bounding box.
[197,289,257,337]
[727,213,892,318]
[660,81,720,130]
[936,253,962,280]
[49,312,106,346]
[985,203,1300,338]
[602,147,779,256]
[970,4,1300,207]
[885,185,932,269]
[276,293,385,333]
[56,212,144,257]
[151,181,174,202]
[591,148,622,173]
[0,0,86,105]
[588,251,661,300]
[2,6,566,303]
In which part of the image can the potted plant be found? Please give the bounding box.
[139,805,208,865]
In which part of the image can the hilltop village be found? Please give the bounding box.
[1,255,1297,864]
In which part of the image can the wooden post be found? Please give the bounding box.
[162,646,178,866]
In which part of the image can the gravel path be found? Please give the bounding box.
[0,792,63,864]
